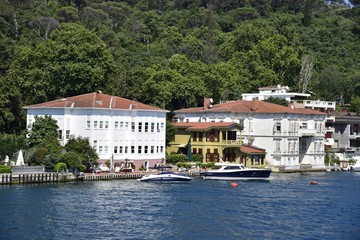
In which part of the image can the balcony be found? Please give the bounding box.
[326,127,335,133]
[303,100,336,110]
[350,132,360,139]
[298,128,317,136]
[221,140,242,146]
[325,115,335,122]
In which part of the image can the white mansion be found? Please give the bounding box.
[24,91,168,171]
[174,99,327,171]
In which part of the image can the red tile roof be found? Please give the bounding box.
[240,145,266,154]
[174,100,326,115]
[175,122,240,131]
[24,92,167,111]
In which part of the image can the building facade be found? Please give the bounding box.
[24,91,168,171]
[171,99,327,171]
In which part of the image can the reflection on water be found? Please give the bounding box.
[1,172,360,240]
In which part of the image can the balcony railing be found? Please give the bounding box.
[326,127,335,133]
[298,128,317,136]
[221,140,242,146]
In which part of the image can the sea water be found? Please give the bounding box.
[0,172,359,240]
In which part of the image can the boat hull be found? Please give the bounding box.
[202,169,271,180]
[138,173,192,182]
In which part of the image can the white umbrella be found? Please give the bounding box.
[16,150,25,166]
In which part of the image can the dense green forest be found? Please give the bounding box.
[1,0,360,135]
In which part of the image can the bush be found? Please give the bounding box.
[167,154,188,164]
[0,165,11,173]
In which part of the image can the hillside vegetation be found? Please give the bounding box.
[1,0,360,134]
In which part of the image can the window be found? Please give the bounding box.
[151,123,155,132]
[104,146,108,154]
[93,140,97,149]
[119,146,123,154]
[125,122,129,129]
[114,121,119,129]
[301,122,307,129]
[157,123,160,131]
[94,121,98,128]
[114,146,118,154]
[120,121,124,129]
[192,132,197,142]
[198,132,203,141]
[275,139,281,152]
[99,121,103,128]
[66,130,70,139]
[301,139,307,151]
[160,146,164,153]
[145,122,149,132]
[138,122,142,132]
[156,146,159,153]
[99,146,103,153]
[138,146,142,154]
[131,146,135,153]
[144,146,148,154]
[87,121,91,129]
[131,122,135,132]
[125,146,128,153]
[151,146,154,153]
[274,122,281,132]
[105,121,109,129]
[160,123,164,130]
[58,130,63,140]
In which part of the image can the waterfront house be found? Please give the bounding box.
[170,99,327,171]
[325,111,360,167]
[24,91,168,171]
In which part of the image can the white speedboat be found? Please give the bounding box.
[350,157,360,172]
[202,163,271,180]
[138,166,192,182]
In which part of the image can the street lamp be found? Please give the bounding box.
[125,158,128,174]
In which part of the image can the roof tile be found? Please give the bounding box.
[24,92,166,111]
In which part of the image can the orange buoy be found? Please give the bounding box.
[230,182,238,188]
[310,180,318,185]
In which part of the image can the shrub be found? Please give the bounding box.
[167,154,188,164]
[0,165,11,173]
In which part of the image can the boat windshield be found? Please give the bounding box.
[223,166,242,170]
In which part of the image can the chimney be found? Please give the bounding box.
[203,97,210,110]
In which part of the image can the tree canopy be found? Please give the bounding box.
[0,0,359,136]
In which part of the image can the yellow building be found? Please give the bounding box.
[167,122,267,167]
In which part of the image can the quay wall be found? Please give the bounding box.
[0,171,200,185]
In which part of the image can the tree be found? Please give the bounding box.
[264,97,289,107]
[62,151,81,173]
[0,134,28,161]
[64,136,98,170]
[298,55,313,93]
[349,95,360,114]
[8,23,115,104]
[166,120,176,146]
[29,17,60,40]
[28,115,59,148]
[54,162,67,172]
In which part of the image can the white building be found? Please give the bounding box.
[24,91,168,171]
[174,99,327,171]
[242,85,336,111]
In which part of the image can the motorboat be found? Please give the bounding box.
[138,166,192,182]
[350,157,360,172]
[202,163,271,180]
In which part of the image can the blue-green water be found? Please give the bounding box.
[1,172,359,240]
